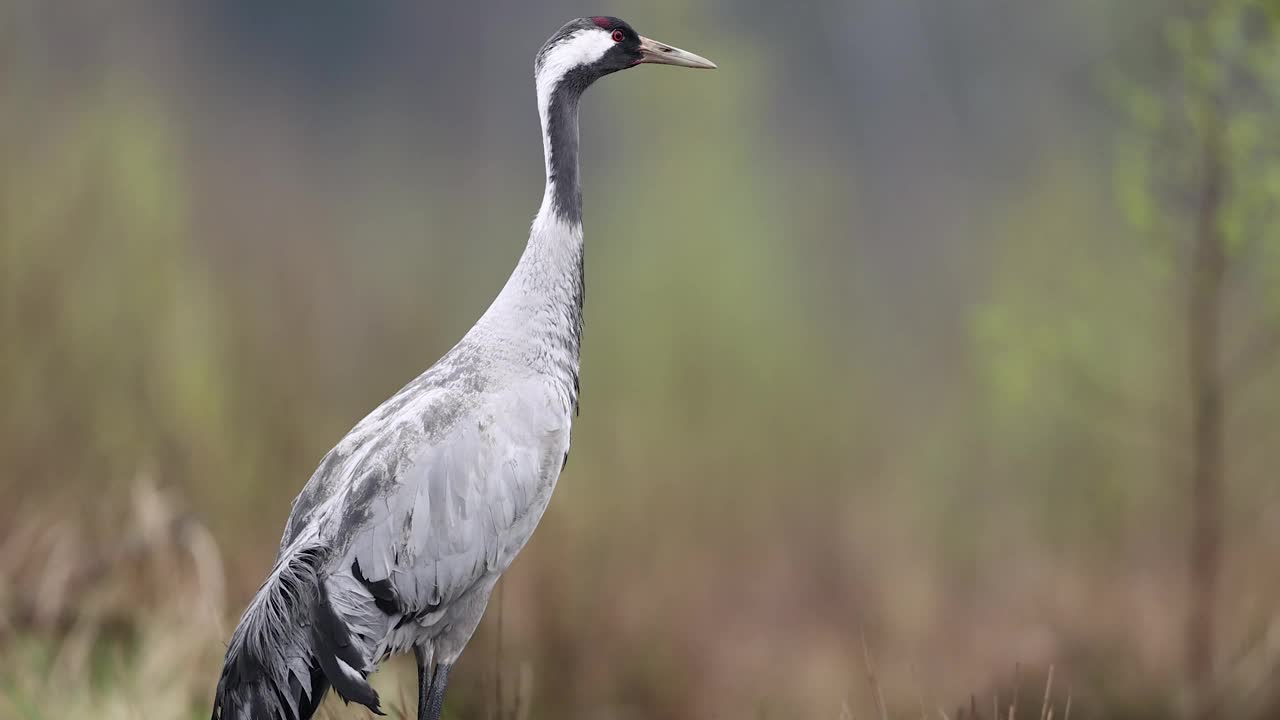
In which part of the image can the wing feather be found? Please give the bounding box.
[333,379,568,624]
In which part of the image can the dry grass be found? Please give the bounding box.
[0,481,533,720]
[0,479,226,719]
[2,483,1280,719]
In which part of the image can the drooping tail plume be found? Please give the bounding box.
[210,545,382,720]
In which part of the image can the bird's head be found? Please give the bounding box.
[535,16,716,97]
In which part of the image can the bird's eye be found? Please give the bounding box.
[611,29,625,43]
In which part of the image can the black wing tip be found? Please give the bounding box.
[337,682,384,714]
[352,558,402,616]
[312,574,383,715]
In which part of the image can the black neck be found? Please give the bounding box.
[543,70,593,224]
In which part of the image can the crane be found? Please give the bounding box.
[210,17,715,720]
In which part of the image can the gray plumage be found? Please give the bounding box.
[211,16,714,720]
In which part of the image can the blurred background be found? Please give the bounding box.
[3,0,1280,718]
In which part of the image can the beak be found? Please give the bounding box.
[637,36,717,69]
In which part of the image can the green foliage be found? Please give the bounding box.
[0,85,230,503]
[1115,2,1280,261]
[975,0,1280,523]
[972,158,1178,541]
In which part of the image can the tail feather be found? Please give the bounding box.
[211,545,382,720]
[312,579,383,711]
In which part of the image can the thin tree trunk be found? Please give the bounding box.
[1186,102,1226,720]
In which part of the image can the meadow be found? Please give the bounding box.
[3,1,1280,717]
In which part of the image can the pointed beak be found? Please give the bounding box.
[637,36,717,69]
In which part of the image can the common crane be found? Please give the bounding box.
[210,16,715,720]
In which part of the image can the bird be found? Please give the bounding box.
[209,16,715,720]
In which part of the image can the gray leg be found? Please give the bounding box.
[422,662,451,720]
[414,646,432,720]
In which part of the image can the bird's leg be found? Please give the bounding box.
[414,646,433,720]
[422,662,452,720]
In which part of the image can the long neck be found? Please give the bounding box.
[468,74,587,407]
[540,70,585,223]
